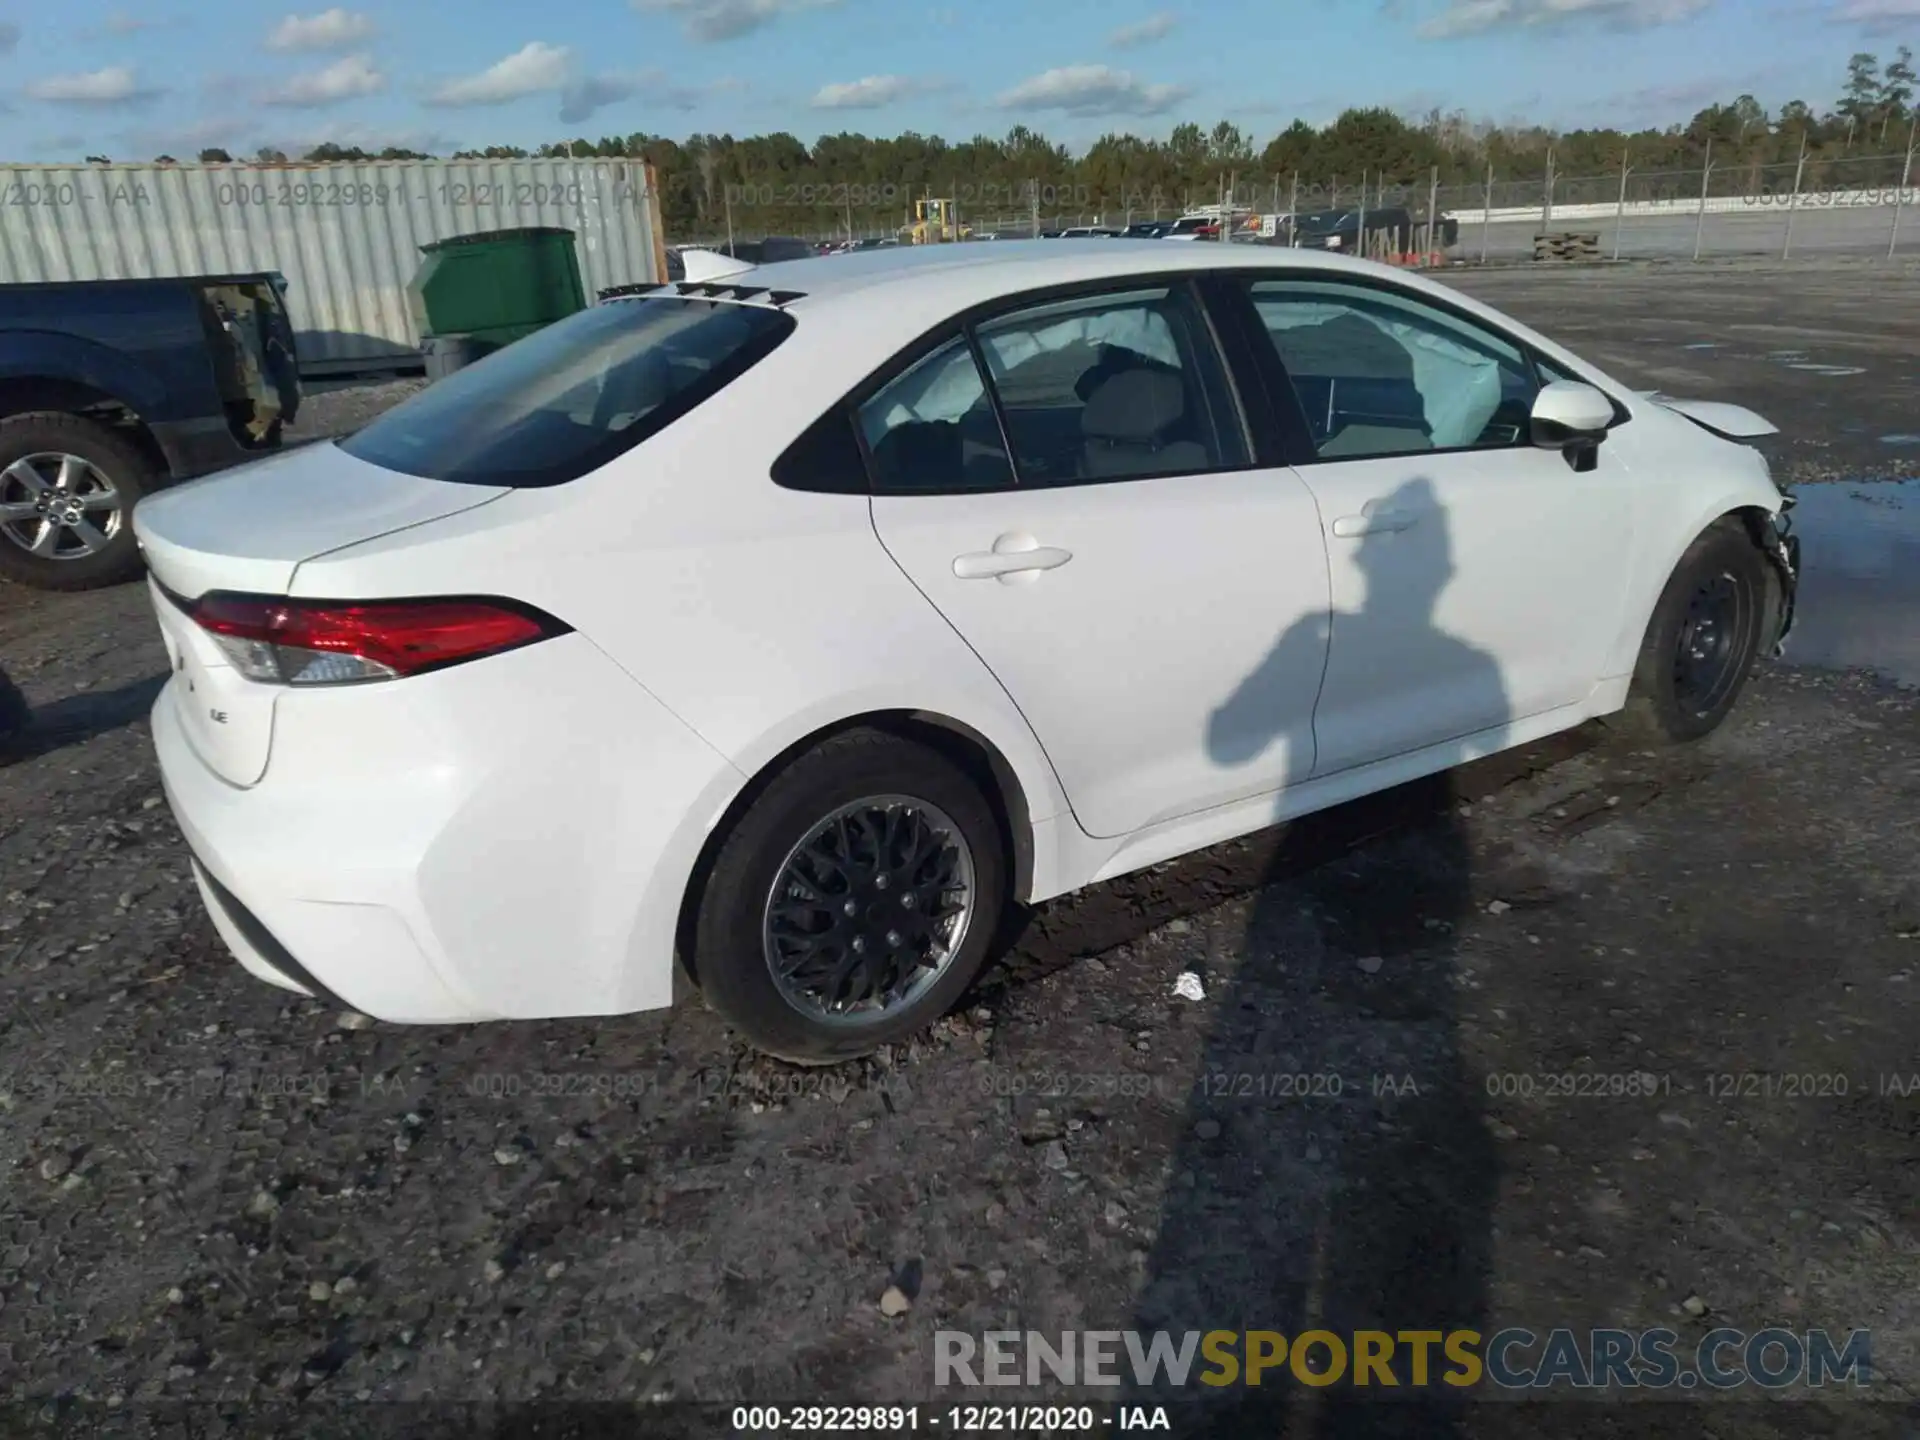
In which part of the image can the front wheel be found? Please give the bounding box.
[0,412,153,591]
[692,729,1008,1064]
[1606,517,1770,745]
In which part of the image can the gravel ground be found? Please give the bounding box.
[1,262,1916,1435]
[284,378,427,448]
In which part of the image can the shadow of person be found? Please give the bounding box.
[0,669,167,769]
[1126,476,1509,1436]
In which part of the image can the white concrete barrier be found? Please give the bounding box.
[1448,184,1918,226]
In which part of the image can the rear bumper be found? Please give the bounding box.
[185,854,348,1007]
[151,632,746,1023]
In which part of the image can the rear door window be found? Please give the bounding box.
[856,335,1015,493]
[972,285,1249,484]
[340,296,794,487]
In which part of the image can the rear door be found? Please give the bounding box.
[866,277,1332,841]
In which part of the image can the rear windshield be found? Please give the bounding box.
[340,296,795,487]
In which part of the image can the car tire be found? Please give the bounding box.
[692,728,1008,1065]
[0,412,153,592]
[1605,517,1770,746]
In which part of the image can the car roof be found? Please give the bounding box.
[734,238,1376,316]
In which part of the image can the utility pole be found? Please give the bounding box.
[1782,130,1809,259]
[1426,164,1439,260]
[1693,136,1713,261]
[1891,115,1918,259]
[1480,160,1494,264]
[1612,144,1631,261]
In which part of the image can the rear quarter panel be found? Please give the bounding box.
[289,319,1075,895]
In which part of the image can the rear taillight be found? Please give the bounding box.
[179,592,568,685]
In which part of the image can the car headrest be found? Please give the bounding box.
[1082,367,1186,444]
[873,419,961,489]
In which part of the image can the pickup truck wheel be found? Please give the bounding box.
[0,412,151,591]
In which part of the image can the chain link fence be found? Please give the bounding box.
[677,132,1920,264]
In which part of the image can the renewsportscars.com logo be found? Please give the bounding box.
[935,1328,1872,1391]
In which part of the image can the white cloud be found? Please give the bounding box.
[996,65,1189,117]
[560,74,643,124]
[1109,12,1177,48]
[558,70,713,123]
[266,8,375,52]
[26,67,162,105]
[631,0,838,42]
[262,53,385,107]
[1418,0,1711,38]
[1831,0,1920,33]
[812,74,915,109]
[425,42,571,107]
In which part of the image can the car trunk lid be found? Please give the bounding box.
[135,442,510,788]
[134,440,511,600]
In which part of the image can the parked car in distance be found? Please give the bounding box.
[136,240,1798,1063]
[1059,226,1124,238]
[1280,206,1461,252]
[1123,220,1174,238]
[0,274,300,591]
[711,236,819,265]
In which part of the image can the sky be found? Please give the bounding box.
[0,0,1915,162]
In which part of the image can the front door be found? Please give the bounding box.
[1237,275,1633,777]
[863,280,1333,840]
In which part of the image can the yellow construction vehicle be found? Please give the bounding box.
[905,196,969,244]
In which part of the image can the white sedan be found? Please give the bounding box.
[135,241,1799,1062]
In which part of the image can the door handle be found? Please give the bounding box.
[1331,508,1416,539]
[952,532,1073,581]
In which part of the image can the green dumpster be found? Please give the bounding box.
[408,226,586,373]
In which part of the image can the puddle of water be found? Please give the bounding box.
[1787,363,1868,377]
[1881,434,1920,446]
[1782,478,1920,687]
[1682,342,1720,351]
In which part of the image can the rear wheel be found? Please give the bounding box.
[692,728,1007,1064]
[1606,518,1769,745]
[0,412,152,591]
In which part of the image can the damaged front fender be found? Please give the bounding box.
[1741,497,1800,659]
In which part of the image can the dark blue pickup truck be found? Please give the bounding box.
[0,273,301,591]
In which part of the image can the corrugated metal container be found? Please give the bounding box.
[0,159,663,373]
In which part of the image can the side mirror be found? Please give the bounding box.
[1531,380,1614,471]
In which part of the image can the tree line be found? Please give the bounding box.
[108,47,1918,234]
